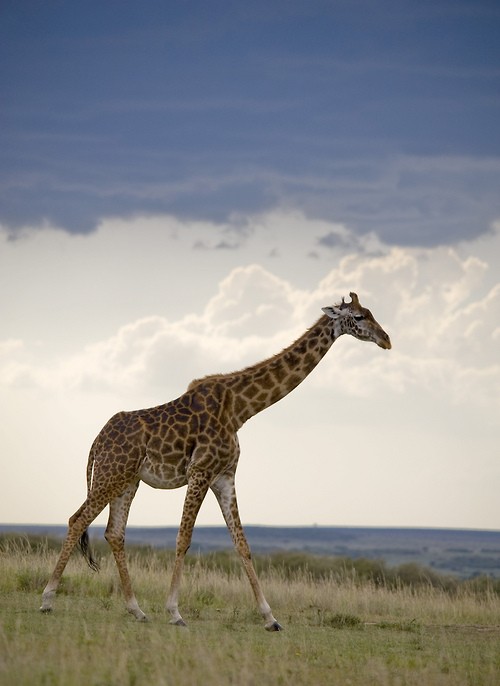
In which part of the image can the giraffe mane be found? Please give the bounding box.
[187,373,226,391]
[187,316,326,392]
[187,296,364,392]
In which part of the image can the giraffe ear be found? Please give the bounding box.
[322,306,342,320]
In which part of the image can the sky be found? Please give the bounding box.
[1,0,499,531]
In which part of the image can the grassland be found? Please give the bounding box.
[1,536,499,685]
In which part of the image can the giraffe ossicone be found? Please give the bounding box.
[40,292,391,630]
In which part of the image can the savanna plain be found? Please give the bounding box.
[1,536,499,686]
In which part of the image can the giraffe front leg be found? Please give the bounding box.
[166,552,187,627]
[166,471,211,627]
[212,474,282,631]
[40,587,56,613]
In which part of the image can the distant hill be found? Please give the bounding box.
[2,524,499,578]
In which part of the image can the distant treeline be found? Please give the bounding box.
[2,533,499,596]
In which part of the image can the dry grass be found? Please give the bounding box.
[1,537,499,685]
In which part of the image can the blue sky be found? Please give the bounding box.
[2,0,499,243]
[1,1,499,530]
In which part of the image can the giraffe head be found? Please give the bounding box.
[322,292,391,349]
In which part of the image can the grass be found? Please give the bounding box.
[1,536,499,685]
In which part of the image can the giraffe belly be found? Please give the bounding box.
[138,461,188,489]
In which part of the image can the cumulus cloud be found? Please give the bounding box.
[201,264,302,337]
[2,223,498,416]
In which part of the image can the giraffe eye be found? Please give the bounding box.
[353,314,364,321]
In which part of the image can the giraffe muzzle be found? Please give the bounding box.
[377,334,392,350]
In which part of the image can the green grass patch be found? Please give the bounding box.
[1,535,500,685]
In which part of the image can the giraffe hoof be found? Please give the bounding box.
[265,621,283,632]
[40,606,53,614]
[170,618,187,627]
[127,607,149,622]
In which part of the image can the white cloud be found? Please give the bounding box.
[2,238,498,412]
[202,264,299,336]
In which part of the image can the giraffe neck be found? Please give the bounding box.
[226,314,336,428]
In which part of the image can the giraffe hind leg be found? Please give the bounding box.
[104,482,147,621]
[40,492,109,613]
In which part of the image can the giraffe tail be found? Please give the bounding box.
[79,529,100,572]
[77,446,100,571]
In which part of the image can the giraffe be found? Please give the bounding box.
[40,292,391,630]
